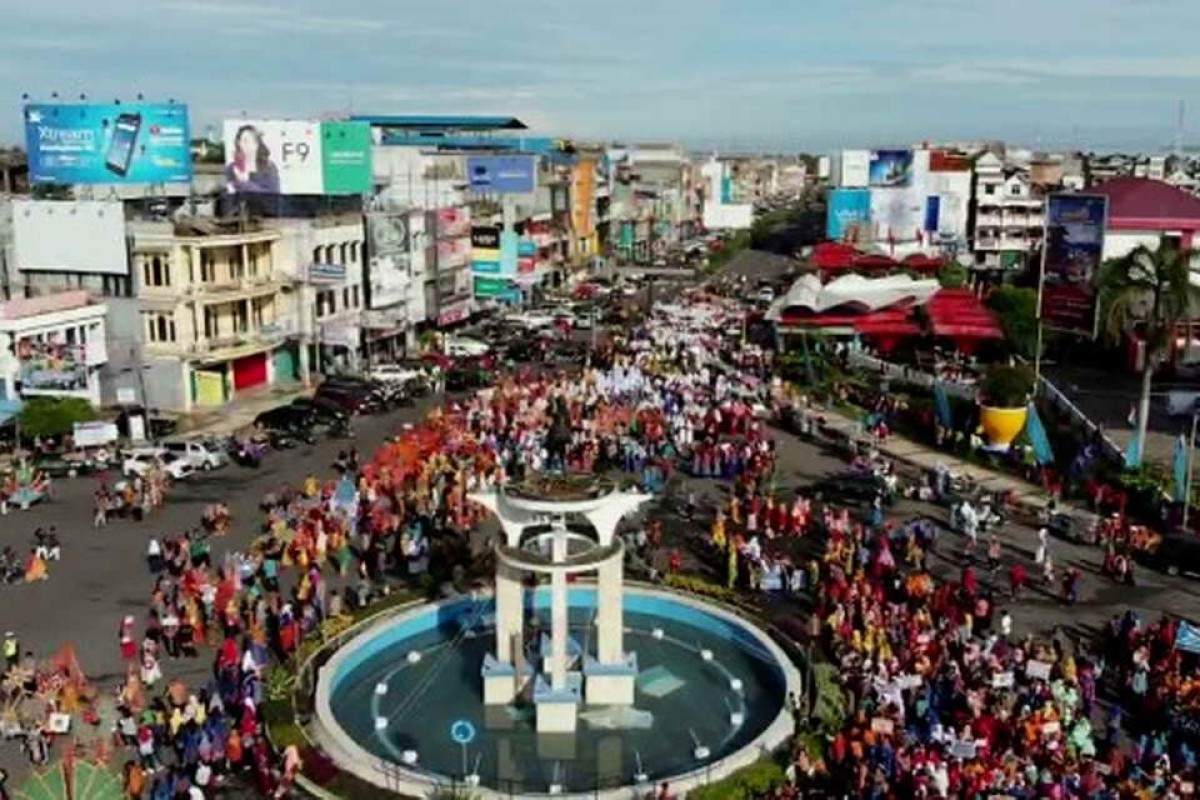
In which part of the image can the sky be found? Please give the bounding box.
[2,0,1200,152]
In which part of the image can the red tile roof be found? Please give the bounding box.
[1088,177,1200,229]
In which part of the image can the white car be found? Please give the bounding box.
[123,449,195,481]
[445,336,491,357]
[162,439,228,471]
[756,286,776,303]
[369,364,424,386]
[504,310,558,330]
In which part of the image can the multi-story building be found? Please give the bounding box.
[0,290,108,405]
[607,144,703,261]
[426,206,472,327]
[268,214,366,378]
[128,217,293,411]
[970,152,1044,271]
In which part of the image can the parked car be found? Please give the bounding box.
[1144,534,1200,577]
[445,336,492,357]
[31,451,97,479]
[290,396,350,426]
[369,363,424,386]
[123,448,195,481]
[254,405,317,432]
[314,384,381,415]
[503,310,558,331]
[162,439,229,471]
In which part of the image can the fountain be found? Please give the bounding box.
[310,474,804,797]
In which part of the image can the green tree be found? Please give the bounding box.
[936,261,969,289]
[18,396,95,438]
[985,285,1039,359]
[1097,244,1199,463]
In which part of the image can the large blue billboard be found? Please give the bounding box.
[23,103,192,185]
[826,188,872,241]
[466,155,537,194]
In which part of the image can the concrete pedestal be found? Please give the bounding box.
[482,655,531,705]
[583,653,639,706]
[534,672,582,733]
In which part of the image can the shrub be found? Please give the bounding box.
[663,573,739,604]
[19,396,95,438]
[687,761,786,800]
[978,364,1034,408]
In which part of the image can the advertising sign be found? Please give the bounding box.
[367,212,412,309]
[320,121,373,194]
[24,103,192,185]
[222,120,372,195]
[826,188,872,241]
[871,188,924,244]
[518,257,536,274]
[473,275,513,298]
[435,206,471,238]
[1041,194,1108,336]
[500,231,519,275]
[924,196,941,233]
[840,150,870,188]
[466,155,537,194]
[518,239,537,257]
[18,339,88,394]
[470,226,501,249]
[12,200,128,275]
[869,150,913,187]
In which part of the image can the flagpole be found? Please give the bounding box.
[1185,410,1198,531]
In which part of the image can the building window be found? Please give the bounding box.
[102,274,132,298]
[233,303,248,334]
[142,254,170,288]
[142,312,177,343]
[984,184,997,196]
[200,251,215,283]
[342,286,350,309]
[204,306,220,339]
[312,246,323,265]
[316,290,338,318]
[352,285,360,308]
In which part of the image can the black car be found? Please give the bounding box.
[321,374,387,393]
[315,384,382,415]
[1144,535,1200,577]
[32,452,94,478]
[810,473,893,507]
[254,405,316,432]
[291,396,349,426]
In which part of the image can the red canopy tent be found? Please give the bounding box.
[851,253,900,270]
[809,242,861,270]
[901,253,944,273]
[926,289,1003,353]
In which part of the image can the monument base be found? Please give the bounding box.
[534,672,582,734]
[584,653,639,706]
[482,655,532,706]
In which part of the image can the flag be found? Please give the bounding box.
[1124,429,1142,470]
[1176,621,1200,654]
[1175,433,1190,503]
[933,382,954,429]
[1024,402,1055,466]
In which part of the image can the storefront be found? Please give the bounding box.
[436,299,473,328]
[232,353,269,391]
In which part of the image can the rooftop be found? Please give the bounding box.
[1086,177,1200,229]
[350,115,527,131]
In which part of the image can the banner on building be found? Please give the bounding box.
[840,150,870,188]
[868,150,913,188]
[222,119,372,195]
[826,188,872,241]
[17,339,88,394]
[1040,194,1108,337]
[470,226,500,249]
[466,155,537,194]
[307,263,347,283]
[367,212,412,309]
[24,103,192,185]
[11,200,129,275]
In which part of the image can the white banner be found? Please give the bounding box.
[222,120,322,194]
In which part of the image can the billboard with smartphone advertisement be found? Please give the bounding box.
[222,120,372,195]
[826,188,872,241]
[1041,194,1108,336]
[868,150,913,187]
[23,103,192,185]
[466,155,537,194]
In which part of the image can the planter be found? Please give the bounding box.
[979,405,1027,451]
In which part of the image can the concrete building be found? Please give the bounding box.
[1087,177,1200,259]
[0,290,107,405]
[607,144,703,261]
[699,156,755,231]
[971,152,1044,271]
[127,217,294,411]
[267,215,367,378]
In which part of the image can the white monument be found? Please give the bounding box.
[471,477,652,734]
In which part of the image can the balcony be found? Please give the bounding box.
[186,274,283,300]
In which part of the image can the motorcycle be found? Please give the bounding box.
[227,437,265,468]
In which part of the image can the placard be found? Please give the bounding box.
[1025,660,1052,680]
[896,674,923,690]
[1042,720,1061,735]
[991,671,1014,689]
[949,740,977,759]
[871,717,894,735]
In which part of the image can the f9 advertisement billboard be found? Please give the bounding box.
[826,188,871,241]
[222,120,372,195]
[868,150,913,188]
[1041,194,1108,337]
[23,103,192,185]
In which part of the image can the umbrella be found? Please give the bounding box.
[15,759,124,800]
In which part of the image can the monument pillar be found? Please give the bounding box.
[584,551,638,706]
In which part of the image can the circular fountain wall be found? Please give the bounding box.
[313,586,801,798]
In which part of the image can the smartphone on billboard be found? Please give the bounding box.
[105,113,142,177]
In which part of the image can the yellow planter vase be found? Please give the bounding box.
[979,405,1028,451]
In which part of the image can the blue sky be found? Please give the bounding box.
[3,0,1199,151]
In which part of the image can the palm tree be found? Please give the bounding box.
[1097,244,1199,463]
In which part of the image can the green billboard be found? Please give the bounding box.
[473,275,511,297]
[320,121,373,194]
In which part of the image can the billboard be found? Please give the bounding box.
[222,120,372,195]
[18,339,88,394]
[826,188,871,241]
[840,150,870,187]
[871,188,924,244]
[466,155,537,194]
[12,200,128,275]
[1041,194,1108,336]
[366,212,412,309]
[23,103,192,185]
[869,150,913,187]
[500,231,519,275]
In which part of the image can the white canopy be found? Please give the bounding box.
[766,273,940,321]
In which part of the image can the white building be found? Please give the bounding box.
[0,290,108,405]
[699,157,754,230]
[972,152,1045,271]
[268,215,367,378]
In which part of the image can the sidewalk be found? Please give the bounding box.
[816,405,1055,513]
[175,382,310,436]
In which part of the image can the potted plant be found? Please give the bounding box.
[977,363,1034,451]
